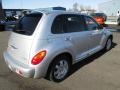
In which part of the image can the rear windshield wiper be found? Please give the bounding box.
[14,30,31,35]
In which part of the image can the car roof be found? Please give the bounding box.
[91,13,105,15]
[30,9,85,16]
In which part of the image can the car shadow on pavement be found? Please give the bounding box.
[68,42,117,78]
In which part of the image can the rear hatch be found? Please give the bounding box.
[7,13,42,64]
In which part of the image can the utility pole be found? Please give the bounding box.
[0,0,5,31]
[0,0,5,20]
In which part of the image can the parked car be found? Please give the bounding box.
[3,10,113,82]
[90,13,107,25]
[117,16,120,25]
[0,16,17,31]
[5,16,17,31]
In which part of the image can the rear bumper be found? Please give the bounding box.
[3,51,35,78]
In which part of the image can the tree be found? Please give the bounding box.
[73,2,79,11]
[71,3,96,13]
[0,0,5,20]
[79,5,85,11]
[85,6,91,11]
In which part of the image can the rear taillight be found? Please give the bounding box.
[31,50,46,65]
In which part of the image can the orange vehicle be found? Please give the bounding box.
[90,13,107,25]
[94,16,105,25]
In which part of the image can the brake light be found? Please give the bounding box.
[31,50,46,65]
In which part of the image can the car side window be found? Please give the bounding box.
[85,16,99,31]
[66,15,86,33]
[51,15,66,34]
[51,14,86,34]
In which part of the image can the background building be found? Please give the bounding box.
[98,0,120,16]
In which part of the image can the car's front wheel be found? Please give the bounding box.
[49,55,71,82]
[117,18,120,25]
[104,37,112,51]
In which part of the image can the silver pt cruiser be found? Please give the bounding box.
[3,10,113,82]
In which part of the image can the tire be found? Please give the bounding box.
[117,21,120,26]
[104,37,112,51]
[117,18,120,26]
[48,55,71,82]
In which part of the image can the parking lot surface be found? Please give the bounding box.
[0,25,120,90]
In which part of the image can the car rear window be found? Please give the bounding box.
[13,13,42,35]
[91,13,104,17]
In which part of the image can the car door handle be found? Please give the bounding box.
[88,32,99,36]
[65,37,71,41]
[88,33,94,37]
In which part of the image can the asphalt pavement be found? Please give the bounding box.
[0,25,120,90]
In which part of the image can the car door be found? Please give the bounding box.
[64,14,91,60]
[84,16,104,53]
[51,14,91,61]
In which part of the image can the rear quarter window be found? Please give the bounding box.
[14,13,42,35]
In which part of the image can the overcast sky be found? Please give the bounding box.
[2,0,111,10]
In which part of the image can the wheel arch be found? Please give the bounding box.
[45,52,73,79]
[108,34,113,41]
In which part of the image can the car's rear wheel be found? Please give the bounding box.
[48,55,71,82]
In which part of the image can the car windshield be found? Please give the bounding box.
[91,13,104,17]
[13,13,42,35]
